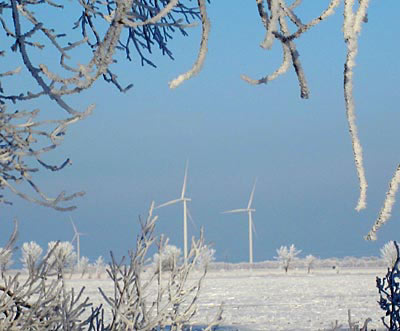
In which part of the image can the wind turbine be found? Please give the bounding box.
[70,217,85,267]
[156,162,191,262]
[222,179,257,264]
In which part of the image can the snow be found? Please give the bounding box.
[66,267,387,330]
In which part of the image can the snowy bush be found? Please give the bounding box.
[93,256,106,279]
[0,247,13,276]
[78,256,90,278]
[381,240,398,268]
[153,244,182,272]
[196,244,216,268]
[0,205,221,330]
[377,241,400,329]
[21,241,43,277]
[46,241,77,277]
[275,244,301,273]
[304,254,316,274]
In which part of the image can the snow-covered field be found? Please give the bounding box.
[67,267,387,331]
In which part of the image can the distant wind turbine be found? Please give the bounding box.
[156,162,191,262]
[222,179,257,264]
[70,217,86,267]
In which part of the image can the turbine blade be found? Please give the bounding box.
[70,217,78,235]
[181,161,189,199]
[156,198,181,209]
[252,218,258,239]
[222,208,248,214]
[187,207,197,230]
[247,178,257,209]
[71,234,77,242]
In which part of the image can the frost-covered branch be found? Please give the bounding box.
[97,202,222,330]
[365,164,400,241]
[0,206,221,329]
[1,0,207,209]
[169,0,210,89]
[246,0,372,212]
[343,0,370,212]
[243,0,314,98]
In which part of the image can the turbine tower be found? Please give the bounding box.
[70,217,85,267]
[156,162,191,262]
[222,179,257,264]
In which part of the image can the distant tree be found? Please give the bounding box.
[94,255,106,279]
[46,241,76,277]
[275,244,301,273]
[196,244,216,268]
[21,241,42,277]
[304,254,316,274]
[153,244,182,272]
[381,241,398,269]
[78,256,90,278]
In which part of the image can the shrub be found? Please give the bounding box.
[196,244,216,268]
[377,241,400,329]
[78,256,90,278]
[275,244,301,273]
[153,244,182,272]
[46,241,77,278]
[381,240,398,268]
[20,241,43,277]
[93,256,106,279]
[0,204,221,330]
[304,254,316,274]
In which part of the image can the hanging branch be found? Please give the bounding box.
[343,0,370,211]
[169,0,210,89]
[1,0,207,209]
[365,164,400,241]
[245,0,373,212]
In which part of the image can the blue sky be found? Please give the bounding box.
[3,1,400,264]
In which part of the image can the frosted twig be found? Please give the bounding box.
[256,0,269,30]
[278,11,309,98]
[244,5,309,98]
[260,0,279,49]
[289,0,302,10]
[365,164,400,241]
[343,0,370,211]
[0,66,21,77]
[122,0,179,27]
[278,0,303,28]
[169,0,210,89]
[273,0,340,42]
[241,42,291,85]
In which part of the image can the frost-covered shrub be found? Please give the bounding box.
[304,254,316,274]
[47,241,76,277]
[381,240,398,268]
[153,244,182,272]
[377,241,400,329]
[94,256,105,279]
[0,206,221,330]
[0,247,13,276]
[78,256,90,278]
[21,241,43,277]
[275,244,301,273]
[196,244,216,268]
